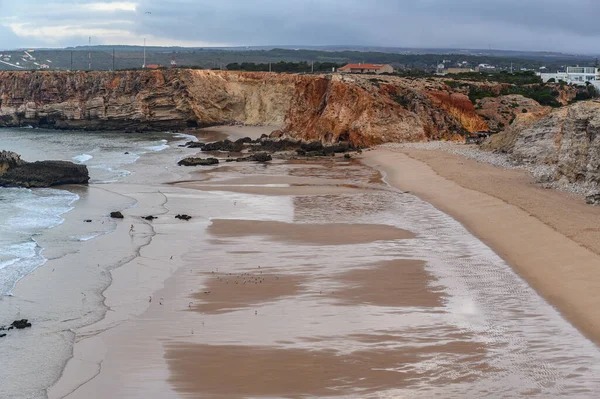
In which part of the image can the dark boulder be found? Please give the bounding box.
[226,153,273,163]
[175,214,192,221]
[300,142,324,152]
[185,141,206,149]
[235,137,253,145]
[202,140,244,152]
[178,157,219,166]
[110,211,124,219]
[84,219,92,223]
[11,319,32,329]
[143,215,157,221]
[251,153,272,163]
[0,151,89,188]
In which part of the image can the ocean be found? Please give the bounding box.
[0,128,176,295]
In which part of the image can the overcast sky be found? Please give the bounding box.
[1,0,599,54]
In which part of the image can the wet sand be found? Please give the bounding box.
[165,340,488,399]
[192,272,306,314]
[329,260,445,308]
[362,147,600,345]
[28,133,600,398]
[208,219,415,245]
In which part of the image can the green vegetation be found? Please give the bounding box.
[571,84,599,103]
[225,61,343,73]
[446,71,542,85]
[468,83,561,107]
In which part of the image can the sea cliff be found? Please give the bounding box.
[0,70,487,146]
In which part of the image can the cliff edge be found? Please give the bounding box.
[0,70,488,146]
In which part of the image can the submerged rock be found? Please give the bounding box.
[178,157,219,166]
[0,150,89,188]
[11,319,32,329]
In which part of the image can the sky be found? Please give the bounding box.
[1,0,599,54]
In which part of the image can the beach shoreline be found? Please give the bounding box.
[5,125,600,398]
[361,146,600,346]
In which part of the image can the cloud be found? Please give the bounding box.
[0,0,599,53]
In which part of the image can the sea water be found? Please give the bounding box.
[0,128,175,295]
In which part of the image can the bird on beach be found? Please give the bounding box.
[159,297,164,305]
[149,296,152,303]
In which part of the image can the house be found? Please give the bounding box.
[538,66,600,89]
[144,64,163,70]
[338,63,394,74]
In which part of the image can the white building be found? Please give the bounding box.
[538,67,600,89]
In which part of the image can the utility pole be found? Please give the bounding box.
[143,38,146,68]
[88,36,91,70]
[112,48,115,71]
[311,61,314,73]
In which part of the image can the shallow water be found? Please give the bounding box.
[164,160,600,398]
[0,127,176,295]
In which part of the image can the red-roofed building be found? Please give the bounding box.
[338,63,394,74]
[144,64,163,70]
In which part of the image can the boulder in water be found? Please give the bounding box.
[110,211,124,219]
[11,319,32,329]
[0,150,89,188]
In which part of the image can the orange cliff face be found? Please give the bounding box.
[0,70,486,146]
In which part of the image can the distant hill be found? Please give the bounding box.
[0,45,597,72]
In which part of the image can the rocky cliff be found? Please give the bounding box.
[483,100,600,197]
[0,70,487,146]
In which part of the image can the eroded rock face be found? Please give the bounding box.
[475,95,548,131]
[0,70,488,146]
[483,100,600,191]
[0,151,90,187]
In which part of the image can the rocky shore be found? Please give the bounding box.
[0,150,89,187]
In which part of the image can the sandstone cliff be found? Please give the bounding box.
[0,70,487,146]
[483,100,600,194]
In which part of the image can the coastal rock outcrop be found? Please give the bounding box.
[475,94,548,131]
[177,157,219,166]
[0,150,89,187]
[483,100,600,193]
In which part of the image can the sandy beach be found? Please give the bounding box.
[362,146,600,345]
[5,127,600,398]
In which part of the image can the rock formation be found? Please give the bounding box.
[0,70,489,146]
[0,150,89,187]
[475,94,549,131]
[483,100,600,195]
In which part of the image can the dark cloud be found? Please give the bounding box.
[1,0,600,53]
